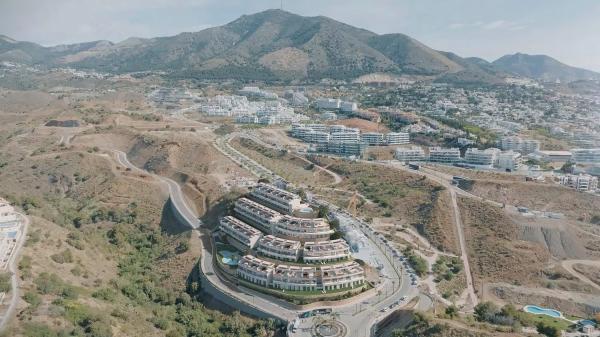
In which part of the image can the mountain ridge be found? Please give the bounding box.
[1,9,598,83]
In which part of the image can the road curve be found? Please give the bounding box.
[0,212,29,332]
[561,259,600,292]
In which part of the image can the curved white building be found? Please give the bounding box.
[303,239,351,263]
[272,265,318,291]
[257,235,302,262]
[237,255,275,287]
[250,183,306,215]
[219,216,263,250]
[320,261,365,291]
[234,198,282,233]
[275,216,334,242]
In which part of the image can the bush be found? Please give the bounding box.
[537,322,560,337]
[23,291,42,307]
[50,249,74,264]
[0,273,11,292]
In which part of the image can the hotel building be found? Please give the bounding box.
[320,261,365,291]
[272,265,319,291]
[428,147,461,163]
[250,183,306,215]
[464,148,500,167]
[385,132,410,145]
[237,255,275,287]
[303,239,351,264]
[219,216,263,250]
[234,198,282,233]
[394,146,425,162]
[275,216,334,242]
[559,174,598,192]
[571,148,600,164]
[257,235,302,262]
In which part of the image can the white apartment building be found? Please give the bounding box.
[360,132,386,146]
[428,147,461,163]
[250,183,306,215]
[571,148,600,164]
[303,239,351,264]
[236,115,259,124]
[315,141,367,157]
[304,124,329,132]
[385,132,410,145]
[320,261,365,291]
[340,101,358,113]
[329,125,349,134]
[219,216,263,250]
[496,150,522,171]
[234,198,282,233]
[304,131,330,144]
[272,265,318,291]
[499,136,540,154]
[257,235,302,262]
[320,112,337,121]
[559,174,598,192]
[315,98,341,110]
[464,148,500,167]
[275,216,334,242]
[521,139,541,154]
[394,146,425,162]
[330,132,360,143]
[237,255,275,287]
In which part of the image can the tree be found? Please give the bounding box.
[536,322,560,337]
[445,305,459,318]
[474,302,499,322]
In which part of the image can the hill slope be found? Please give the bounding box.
[492,53,600,83]
[0,10,483,81]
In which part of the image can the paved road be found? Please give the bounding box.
[115,143,426,336]
[561,259,600,292]
[0,212,29,332]
[212,136,426,336]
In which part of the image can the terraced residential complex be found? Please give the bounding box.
[218,183,366,296]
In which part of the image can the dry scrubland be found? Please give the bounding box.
[466,179,600,221]
[0,83,276,337]
[230,137,336,186]
[325,118,390,133]
[307,157,459,255]
[458,196,550,289]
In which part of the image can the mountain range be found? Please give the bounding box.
[1,9,599,84]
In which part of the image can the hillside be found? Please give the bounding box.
[492,53,600,83]
[0,10,503,83]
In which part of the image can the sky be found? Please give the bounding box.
[2,0,600,71]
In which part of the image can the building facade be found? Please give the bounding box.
[394,147,425,162]
[303,239,351,263]
[219,216,263,250]
[250,183,305,215]
[275,216,334,242]
[257,235,302,262]
[428,147,461,163]
[234,198,282,233]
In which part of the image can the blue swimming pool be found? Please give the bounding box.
[220,251,240,266]
[523,305,562,318]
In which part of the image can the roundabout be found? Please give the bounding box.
[312,319,347,337]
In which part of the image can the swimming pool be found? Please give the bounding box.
[220,250,240,266]
[523,305,562,318]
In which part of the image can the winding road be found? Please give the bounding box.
[0,212,29,332]
[113,147,425,337]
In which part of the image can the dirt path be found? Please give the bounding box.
[562,259,600,291]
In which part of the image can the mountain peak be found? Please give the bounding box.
[493,53,600,82]
[0,35,17,44]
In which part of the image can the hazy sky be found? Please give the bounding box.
[2,0,600,71]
